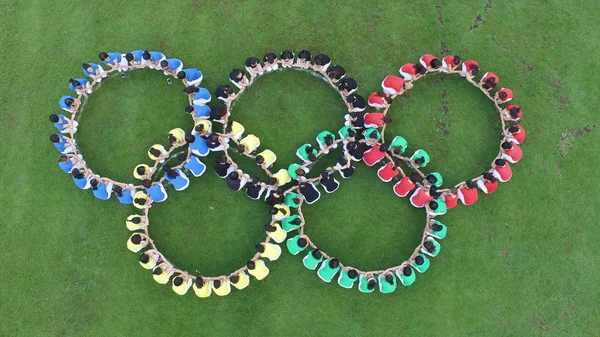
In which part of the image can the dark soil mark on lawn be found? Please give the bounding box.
[469,0,494,31]
[557,123,598,157]
[435,5,451,55]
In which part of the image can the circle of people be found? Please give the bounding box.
[50,49,525,296]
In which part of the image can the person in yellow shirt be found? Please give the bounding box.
[223,121,245,141]
[265,223,286,243]
[172,273,193,295]
[168,128,186,145]
[256,242,282,261]
[192,120,212,136]
[138,249,161,270]
[125,214,148,231]
[133,191,150,210]
[192,277,212,298]
[212,277,231,296]
[247,259,269,280]
[269,204,290,221]
[238,134,260,154]
[152,262,174,285]
[272,168,291,186]
[229,271,250,290]
[133,164,152,180]
[255,149,277,168]
[127,233,150,253]
[148,144,168,163]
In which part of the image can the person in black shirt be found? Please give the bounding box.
[280,50,295,68]
[245,57,263,77]
[345,111,365,129]
[295,50,312,69]
[335,156,356,179]
[326,65,346,84]
[214,155,232,178]
[338,77,358,96]
[227,170,247,191]
[313,53,331,73]
[346,94,366,112]
[229,69,251,90]
[263,52,278,72]
[209,105,228,124]
[320,170,340,193]
[299,182,321,204]
[206,133,224,152]
[215,85,236,104]
[346,141,366,162]
[245,177,264,200]
[265,187,285,206]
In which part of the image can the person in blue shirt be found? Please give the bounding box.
[163,165,190,191]
[160,58,183,77]
[69,78,92,95]
[177,68,203,87]
[185,134,209,157]
[90,178,112,200]
[112,184,134,204]
[99,52,127,76]
[142,179,168,202]
[71,168,91,189]
[49,114,78,134]
[57,154,84,173]
[178,153,206,177]
[185,105,211,121]
[125,50,145,67]
[184,86,211,106]
[50,134,75,154]
[82,63,107,82]
[58,96,79,113]
[142,50,166,70]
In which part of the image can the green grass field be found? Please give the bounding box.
[1,0,599,335]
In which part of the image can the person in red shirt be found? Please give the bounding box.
[502,105,522,122]
[399,63,427,81]
[495,88,513,104]
[492,158,512,182]
[363,143,389,167]
[393,172,421,197]
[457,180,479,206]
[363,113,392,128]
[500,141,523,163]
[480,72,499,91]
[506,125,526,144]
[377,160,402,182]
[476,173,498,194]
[442,188,459,209]
[381,75,406,96]
[368,92,392,109]
[419,54,441,71]
[410,185,437,208]
[460,60,480,78]
[442,55,461,73]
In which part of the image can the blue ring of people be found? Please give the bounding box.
[50,50,525,296]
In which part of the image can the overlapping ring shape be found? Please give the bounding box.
[50,50,525,296]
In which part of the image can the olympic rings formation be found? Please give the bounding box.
[50,50,525,296]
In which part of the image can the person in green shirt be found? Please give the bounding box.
[363,128,381,146]
[427,200,447,217]
[284,192,301,208]
[426,172,443,187]
[358,274,377,293]
[378,273,397,293]
[316,131,337,154]
[390,135,408,154]
[286,235,308,255]
[410,253,430,273]
[288,163,308,181]
[303,249,324,270]
[337,268,359,289]
[396,266,416,286]
[296,144,318,163]
[282,215,302,232]
[421,237,441,257]
[410,149,430,167]
[317,258,341,282]
[428,220,447,239]
[338,126,357,145]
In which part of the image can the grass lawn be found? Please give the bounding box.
[1,0,599,336]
